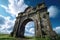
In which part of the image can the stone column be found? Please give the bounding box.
[35,11,42,37]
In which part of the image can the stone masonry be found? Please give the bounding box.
[11,2,56,38]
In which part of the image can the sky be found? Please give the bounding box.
[0,0,60,36]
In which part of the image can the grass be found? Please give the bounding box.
[0,34,16,40]
[0,34,11,38]
[0,34,60,40]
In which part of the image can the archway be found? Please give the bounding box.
[11,3,56,38]
[19,18,35,37]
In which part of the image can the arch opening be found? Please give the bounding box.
[20,18,35,37]
[24,21,35,37]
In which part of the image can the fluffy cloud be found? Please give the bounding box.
[53,26,60,34]
[0,0,28,17]
[48,6,59,18]
[0,15,15,34]
[0,0,28,34]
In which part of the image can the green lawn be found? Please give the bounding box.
[0,34,60,40]
[0,34,16,40]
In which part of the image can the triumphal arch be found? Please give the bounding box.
[11,2,56,38]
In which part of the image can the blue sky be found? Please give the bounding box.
[0,0,60,36]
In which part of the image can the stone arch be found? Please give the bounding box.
[16,18,36,37]
[11,2,56,38]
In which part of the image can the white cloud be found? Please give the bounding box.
[29,28,35,34]
[0,0,28,34]
[25,21,35,34]
[24,21,35,36]
[0,15,15,34]
[24,28,34,36]
[0,5,8,10]
[53,26,60,34]
[48,6,59,18]
[0,0,28,17]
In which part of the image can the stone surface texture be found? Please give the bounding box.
[11,2,56,39]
